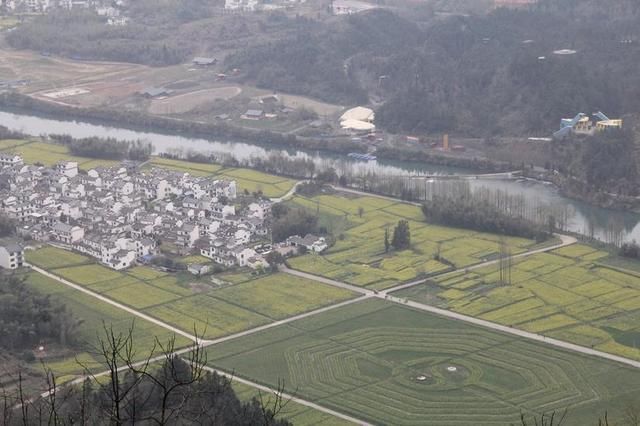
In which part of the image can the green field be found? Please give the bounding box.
[26,246,92,269]
[0,140,117,168]
[210,273,357,319]
[26,247,360,340]
[395,244,640,361]
[231,381,351,426]
[206,299,640,426]
[147,158,297,198]
[287,193,538,290]
[21,271,190,382]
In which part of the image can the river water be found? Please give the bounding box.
[2,110,640,243]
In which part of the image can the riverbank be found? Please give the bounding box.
[521,168,640,213]
[0,92,512,174]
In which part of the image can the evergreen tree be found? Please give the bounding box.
[391,220,410,250]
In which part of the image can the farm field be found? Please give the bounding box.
[395,244,640,361]
[287,193,539,290]
[147,158,297,198]
[0,140,118,168]
[26,246,92,269]
[25,247,359,339]
[210,273,357,319]
[207,298,640,426]
[148,87,242,114]
[20,270,190,382]
[231,381,351,426]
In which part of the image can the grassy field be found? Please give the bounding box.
[287,193,539,290]
[1,140,118,168]
[25,247,358,339]
[21,271,190,382]
[231,381,351,426]
[210,273,357,319]
[26,246,92,269]
[395,244,640,361]
[206,299,640,426]
[146,158,297,198]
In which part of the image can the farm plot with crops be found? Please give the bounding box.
[20,271,190,380]
[287,193,538,289]
[210,273,357,319]
[207,299,640,426]
[396,244,640,360]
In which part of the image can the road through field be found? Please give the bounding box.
[282,234,640,369]
[27,262,203,342]
[30,261,370,424]
[198,365,373,426]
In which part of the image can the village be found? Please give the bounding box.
[0,152,327,274]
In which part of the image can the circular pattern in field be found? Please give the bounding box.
[283,327,602,425]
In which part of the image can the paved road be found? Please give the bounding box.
[198,365,373,426]
[282,265,373,295]
[270,180,306,203]
[282,234,640,369]
[383,293,640,369]
[27,263,204,343]
[32,261,370,424]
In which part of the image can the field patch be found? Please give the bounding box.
[210,273,356,319]
[145,295,270,339]
[207,299,640,426]
[26,246,91,269]
[287,193,537,287]
[21,271,189,379]
[397,250,640,361]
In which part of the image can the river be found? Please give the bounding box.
[2,110,640,243]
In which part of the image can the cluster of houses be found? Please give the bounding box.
[4,0,129,25]
[0,154,281,271]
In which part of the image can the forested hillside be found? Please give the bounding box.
[225,1,640,136]
[5,0,640,137]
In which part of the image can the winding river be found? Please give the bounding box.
[2,110,640,243]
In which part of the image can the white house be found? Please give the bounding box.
[0,240,24,270]
[51,222,85,244]
[0,154,24,167]
[55,161,79,178]
[287,234,328,253]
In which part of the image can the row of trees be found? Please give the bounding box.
[50,135,153,161]
[421,194,550,241]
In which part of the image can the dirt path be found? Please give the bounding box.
[27,263,204,342]
[198,365,373,426]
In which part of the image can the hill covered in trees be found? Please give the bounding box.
[225,0,640,136]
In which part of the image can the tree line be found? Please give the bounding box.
[50,135,153,161]
[0,275,80,352]
[1,323,293,425]
[421,193,551,241]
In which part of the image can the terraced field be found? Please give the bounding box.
[287,193,540,290]
[207,299,640,426]
[396,244,640,361]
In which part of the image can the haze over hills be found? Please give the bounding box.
[2,1,640,425]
